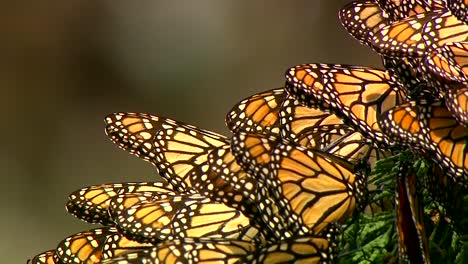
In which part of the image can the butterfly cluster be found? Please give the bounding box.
[30,0,468,263]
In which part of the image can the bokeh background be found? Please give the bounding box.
[2,1,381,262]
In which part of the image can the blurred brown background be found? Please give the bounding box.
[2,1,380,262]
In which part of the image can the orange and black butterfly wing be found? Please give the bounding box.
[111,193,257,244]
[207,144,282,242]
[105,113,166,163]
[339,0,390,47]
[225,88,286,135]
[371,12,440,58]
[270,142,367,235]
[55,227,117,263]
[65,181,175,226]
[421,103,468,180]
[152,121,228,191]
[383,56,435,99]
[105,113,229,191]
[423,42,468,83]
[422,11,468,53]
[379,101,427,149]
[231,131,368,237]
[169,197,260,242]
[230,131,278,185]
[286,63,406,147]
[230,132,306,238]
[339,1,428,96]
[381,101,468,181]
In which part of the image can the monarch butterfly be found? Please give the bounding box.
[380,101,468,182]
[338,1,432,96]
[376,0,445,22]
[285,63,406,147]
[323,131,392,215]
[446,84,468,127]
[422,12,468,54]
[372,11,468,59]
[231,132,368,237]
[226,88,285,135]
[65,181,176,226]
[28,250,58,264]
[423,42,468,83]
[55,227,117,263]
[370,11,441,58]
[378,101,426,148]
[110,192,259,244]
[150,121,267,221]
[226,88,351,150]
[446,0,468,24]
[105,113,228,191]
[339,0,391,47]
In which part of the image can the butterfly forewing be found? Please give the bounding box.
[153,123,228,191]
[225,88,286,135]
[270,143,367,235]
[380,101,468,182]
[422,103,468,181]
[105,113,229,192]
[422,11,468,53]
[112,193,256,244]
[105,113,164,162]
[55,227,117,264]
[371,12,439,58]
[65,181,174,226]
[379,101,426,148]
[339,0,390,47]
[423,42,468,83]
[323,131,390,169]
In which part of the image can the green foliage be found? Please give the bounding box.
[337,152,468,263]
